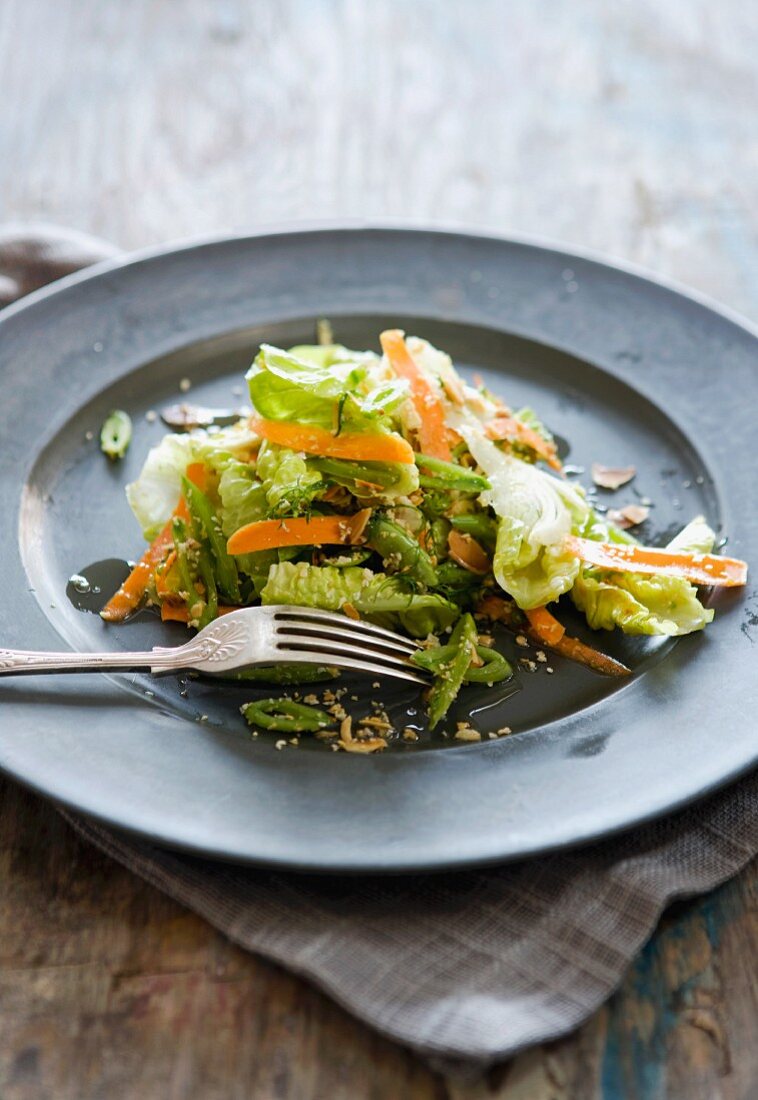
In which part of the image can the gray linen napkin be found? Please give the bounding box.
[61,777,757,1064]
[3,227,756,1065]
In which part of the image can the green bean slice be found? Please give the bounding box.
[366,515,437,587]
[182,475,241,603]
[413,643,512,684]
[450,513,498,548]
[415,452,490,492]
[241,698,336,733]
[196,544,218,628]
[427,613,478,730]
[100,409,132,460]
[227,664,338,685]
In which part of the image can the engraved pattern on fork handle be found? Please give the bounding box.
[0,619,253,676]
[0,647,175,675]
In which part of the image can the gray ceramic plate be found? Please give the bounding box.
[0,227,756,871]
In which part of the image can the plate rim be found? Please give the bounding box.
[1,223,756,871]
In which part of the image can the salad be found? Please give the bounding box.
[101,330,748,740]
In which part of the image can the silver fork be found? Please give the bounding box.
[0,606,429,686]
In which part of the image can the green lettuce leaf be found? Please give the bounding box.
[256,441,323,516]
[217,459,267,537]
[246,344,408,434]
[261,562,458,637]
[125,424,257,540]
[571,515,716,636]
[451,416,589,608]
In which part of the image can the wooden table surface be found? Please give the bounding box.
[1,2,756,1097]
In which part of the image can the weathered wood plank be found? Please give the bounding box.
[1,779,755,1099]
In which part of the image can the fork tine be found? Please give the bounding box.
[273,646,428,686]
[275,637,424,674]
[274,621,415,660]
[271,607,419,654]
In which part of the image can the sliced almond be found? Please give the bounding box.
[339,735,387,753]
[448,530,491,575]
[608,504,650,529]
[591,463,636,490]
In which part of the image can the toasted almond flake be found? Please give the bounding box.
[361,716,393,731]
[515,634,529,647]
[303,693,319,705]
[454,727,481,742]
[448,530,491,575]
[372,681,381,689]
[339,735,388,753]
[536,650,548,663]
[441,373,465,404]
[339,715,353,742]
[342,602,361,621]
[591,463,636,490]
[608,504,650,529]
[497,726,512,735]
[402,728,419,742]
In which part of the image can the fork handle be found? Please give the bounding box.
[0,647,185,676]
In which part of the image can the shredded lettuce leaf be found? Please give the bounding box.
[256,441,323,516]
[247,344,408,434]
[571,515,716,635]
[217,459,267,537]
[451,413,589,608]
[125,424,257,541]
[261,562,459,637]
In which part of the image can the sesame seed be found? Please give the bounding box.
[179,378,191,393]
[275,739,286,750]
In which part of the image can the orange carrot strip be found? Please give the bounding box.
[154,549,178,598]
[485,417,562,471]
[185,462,208,490]
[249,416,414,465]
[379,329,452,461]
[525,606,566,645]
[228,509,371,556]
[477,595,630,676]
[552,634,630,676]
[565,535,748,587]
[102,463,205,623]
[161,603,240,623]
[101,520,178,622]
